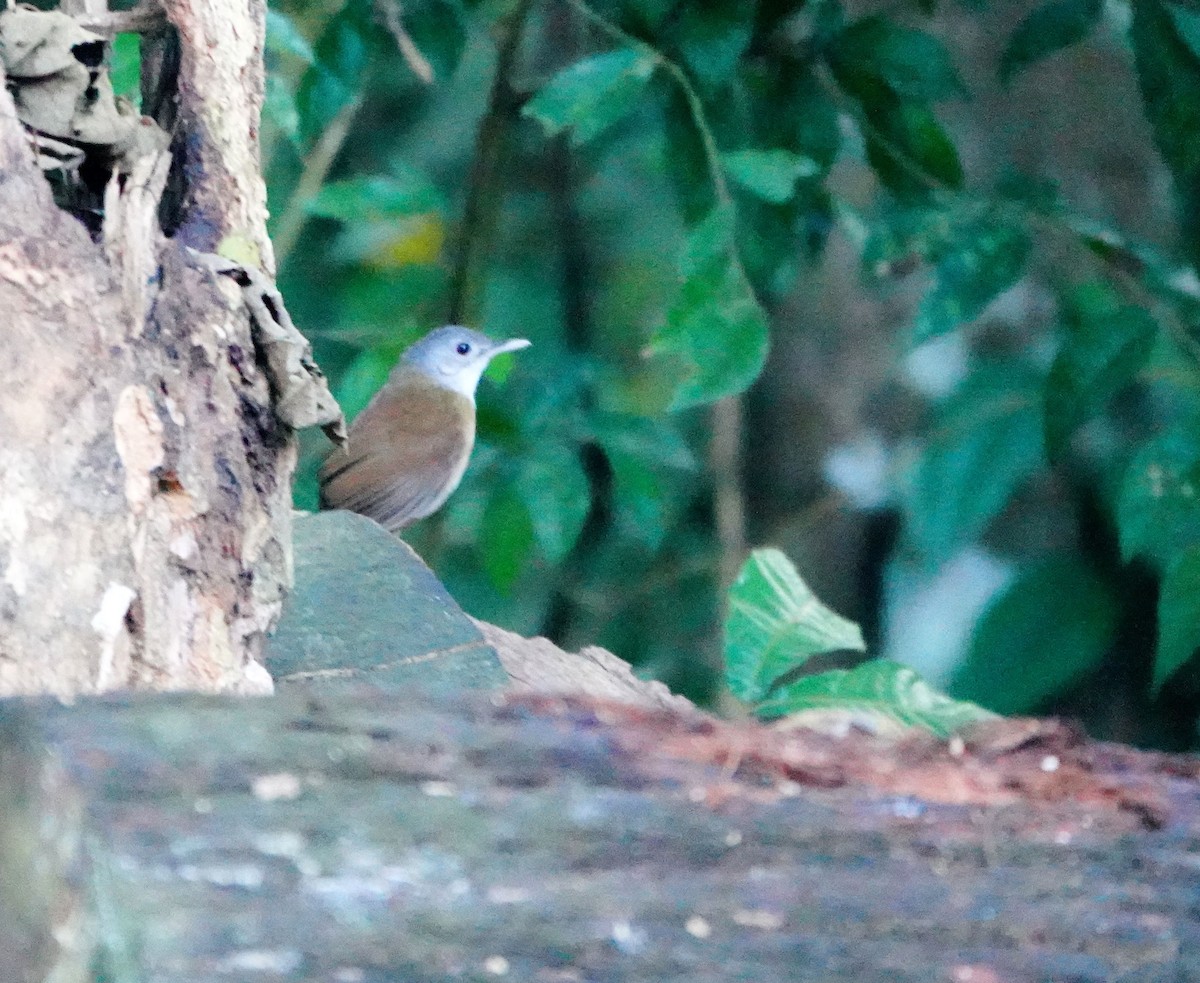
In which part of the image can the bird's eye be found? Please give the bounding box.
[455,342,471,355]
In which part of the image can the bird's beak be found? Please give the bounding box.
[489,337,532,356]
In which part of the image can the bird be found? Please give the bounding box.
[319,325,530,533]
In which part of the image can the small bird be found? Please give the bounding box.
[319,326,530,533]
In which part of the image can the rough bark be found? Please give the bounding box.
[0,0,288,695]
[0,690,1197,983]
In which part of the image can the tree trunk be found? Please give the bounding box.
[0,0,289,695]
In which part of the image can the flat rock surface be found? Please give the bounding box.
[265,511,506,691]
[1,688,1197,983]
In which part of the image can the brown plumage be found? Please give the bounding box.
[319,369,475,532]
[318,326,530,533]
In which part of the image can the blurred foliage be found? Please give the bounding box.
[260,0,1200,744]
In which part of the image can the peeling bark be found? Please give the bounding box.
[0,0,296,695]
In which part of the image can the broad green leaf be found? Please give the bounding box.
[832,16,966,101]
[305,174,445,223]
[480,487,535,594]
[1166,2,1200,61]
[514,443,590,563]
[952,556,1118,714]
[670,0,754,87]
[663,87,718,224]
[1131,0,1200,266]
[650,206,771,409]
[721,149,820,204]
[758,660,995,737]
[724,548,866,703]
[266,9,316,64]
[1156,546,1200,691]
[914,220,1030,342]
[1044,282,1157,454]
[523,48,657,146]
[110,32,140,101]
[592,415,695,549]
[905,364,1045,564]
[862,97,964,197]
[998,0,1103,85]
[1117,430,1200,567]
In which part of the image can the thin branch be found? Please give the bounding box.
[377,0,434,84]
[272,96,363,268]
[447,0,532,324]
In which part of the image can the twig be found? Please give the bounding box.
[272,95,363,267]
[447,0,532,323]
[711,396,747,590]
[377,0,434,84]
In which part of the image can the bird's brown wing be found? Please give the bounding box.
[319,374,475,532]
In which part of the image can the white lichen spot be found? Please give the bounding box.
[685,915,712,939]
[611,919,647,955]
[252,772,302,802]
[91,583,137,690]
[421,781,456,798]
[732,909,784,930]
[1040,754,1060,773]
[4,555,27,596]
[483,956,510,976]
[487,886,532,904]
[213,949,302,974]
[177,863,264,889]
[168,531,198,561]
[723,830,743,847]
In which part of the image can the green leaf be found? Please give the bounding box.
[721,149,820,204]
[523,48,658,146]
[1166,2,1200,61]
[758,661,995,737]
[905,364,1045,565]
[592,415,694,549]
[951,557,1118,714]
[480,487,535,594]
[724,548,866,704]
[663,87,718,224]
[1044,282,1157,455]
[914,220,1030,342]
[671,0,754,87]
[1117,430,1200,567]
[832,16,966,102]
[862,97,964,197]
[998,0,1103,85]
[1131,0,1200,266]
[650,206,771,409]
[1156,546,1200,691]
[514,443,590,563]
[305,173,445,223]
[109,32,140,101]
[266,9,316,65]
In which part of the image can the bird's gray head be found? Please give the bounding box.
[401,325,531,400]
